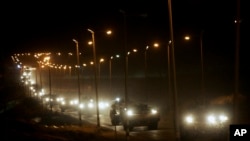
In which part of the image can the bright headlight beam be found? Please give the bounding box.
[79,103,84,109]
[151,109,157,114]
[185,115,194,124]
[207,115,216,124]
[127,110,133,116]
[88,102,94,108]
[219,114,228,122]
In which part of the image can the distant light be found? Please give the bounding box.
[184,36,190,40]
[17,64,21,69]
[153,43,159,48]
[115,97,120,102]
[133,49,137,52]
[207,115,216,124]
[88,41,93,45]
[100,58,104,62]
[185,115,194,124]
[106,30,112,35]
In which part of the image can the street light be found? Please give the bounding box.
[184,32,205,104]
[120,9,147,139]
[69,66,72,76]
[144,43,159,78]
[37,61,43,89]
[87,28,100,127]
[144,44,159,103]
[43,56,52,111]
[109,54,120,97]
[168,0,180,140]
[126,49,138,85]
[233,0,241,124]
[72,39,82,123]
[167,40,172,110]
[98,58,105,81]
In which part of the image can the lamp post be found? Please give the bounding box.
[184,32,205,104]
[144,43,159,78]
[44,56,52,111]
[167,40,172,110]
[38,61,43,89]
[109,56,113,97]
[98,58,105,81]
[48,62,52,111]
[200,31,205,104]
[168,0,180,140]
[144,44,159,103]
[109,55,120,97]
[144,46,149,79]
[69,66,72,76]
[87,28,100,127]
[72,39,82,123]
[119,10,130,138]
[120,10,147,139]
[126,49,138,88]
[233,0,240,125]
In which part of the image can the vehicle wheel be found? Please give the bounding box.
[148,122,158,130]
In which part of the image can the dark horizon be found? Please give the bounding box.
[1,0,249,97]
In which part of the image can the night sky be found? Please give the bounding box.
[1,0,249,96]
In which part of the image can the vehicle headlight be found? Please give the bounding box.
[56,97,64,102]
[206,113,228,125]
[151,109,158,114]
[207,114,217,124]
[61,101,66,105]
[79,103,85,109]
[70,99,78,105]
[185,115,194,124]
[88,102,94,108]
[127,109,134,116]
[99,102,109,109]
[219,114,228,122]
[45,98,49,102]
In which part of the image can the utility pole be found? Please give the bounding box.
[233,0,240,125]
[168,0,180,141]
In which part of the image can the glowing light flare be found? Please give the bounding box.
[99,58,104,63]
[88,102,94,108]
[185,115,194,124]
[79,103,85,109]
[207,115,216,124]
[219,114,228,122]
[184,36,190,40]
[127,110,133,116]
[153,43,159,48]
[88,41,93,45]
[151,109,158,114]
[106,30,112,35]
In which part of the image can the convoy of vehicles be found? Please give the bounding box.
[109,99,160,131]
[42,95,110,113]
[41,94,161,131]
[16,54,237,137]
